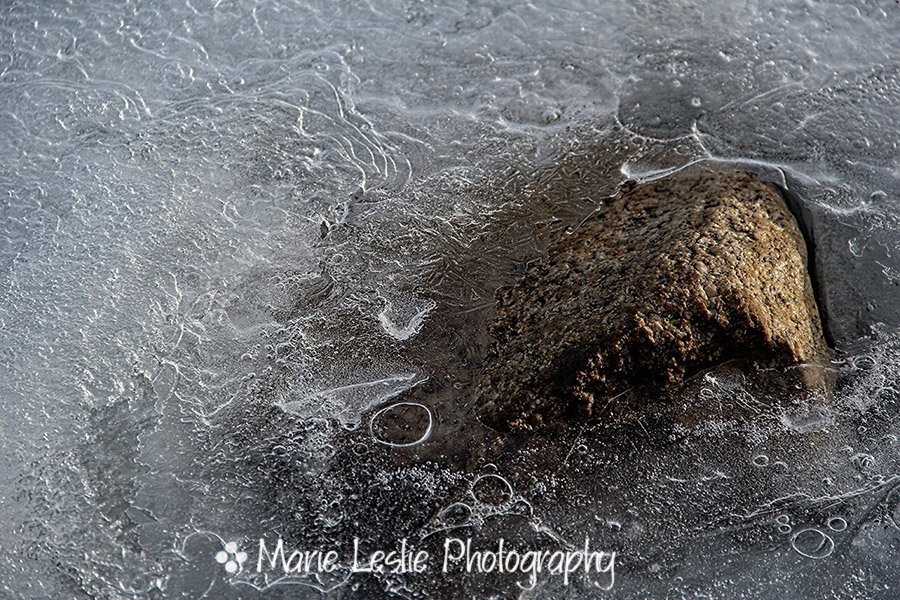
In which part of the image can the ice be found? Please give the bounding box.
[0,0,898,598]
[277,373,422,428]
[376,294,436,341]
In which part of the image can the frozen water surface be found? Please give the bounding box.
[0,0,898,598]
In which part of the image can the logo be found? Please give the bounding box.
[215,541,248,574]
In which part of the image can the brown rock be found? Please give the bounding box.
[477,169,827,431]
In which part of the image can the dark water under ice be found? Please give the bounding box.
[1,0,898,598]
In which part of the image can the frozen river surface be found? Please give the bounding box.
[1,0,898,598]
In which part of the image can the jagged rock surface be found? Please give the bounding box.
[478,169,827,431]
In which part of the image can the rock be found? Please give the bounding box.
[477,169,827,431]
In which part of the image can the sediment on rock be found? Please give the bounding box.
[477,168,827,431]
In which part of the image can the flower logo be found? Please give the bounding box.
[215,541,248,574]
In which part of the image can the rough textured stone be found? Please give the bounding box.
[477,169,827,431]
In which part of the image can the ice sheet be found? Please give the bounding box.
[0,0,897,598]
